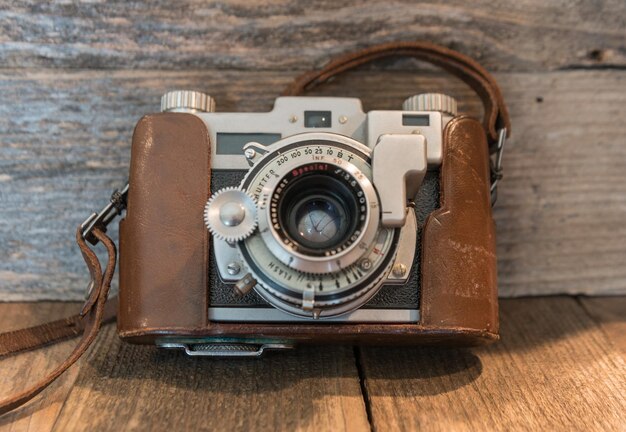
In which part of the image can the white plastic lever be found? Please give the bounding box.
[372,134,428,227]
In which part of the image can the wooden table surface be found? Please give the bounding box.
[0,297,624,431]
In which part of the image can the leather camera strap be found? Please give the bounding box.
[0,227,117,415]
[0,40,509,416]
[282,40,511,149]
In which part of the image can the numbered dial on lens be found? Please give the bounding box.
[237,135,398,318]
[268,162,368,261]
[204,188,258,242]
[241,227,395,309]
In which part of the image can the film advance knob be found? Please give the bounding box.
[160,90,216,113]
[402,93,458,116]
[204,188,258,243]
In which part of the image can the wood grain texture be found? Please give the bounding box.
[580,296,626,355]
[0,302,83,432]
[52,328,369,431]
[1,298,624,431]
[0,0,624,71]
[1,69,625,299]
[359,297,626,432]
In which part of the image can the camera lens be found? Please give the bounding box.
[272,164,365,256]
[290,194,349,250]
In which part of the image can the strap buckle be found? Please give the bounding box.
[80,184,129,246]
[490,128,507,206]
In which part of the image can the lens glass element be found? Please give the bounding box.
[293,195,347,249]
[271,163,366,257]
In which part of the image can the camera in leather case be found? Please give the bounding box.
[117,92,500,356]
[116,44,507,356]
[0,42,510,417]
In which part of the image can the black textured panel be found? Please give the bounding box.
[208,169,440,310]
[209,243,269,306]
[209,170,268,306]
[366,171,440,308]
[211,169,248,192]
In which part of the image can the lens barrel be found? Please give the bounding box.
[237,134,396,317]
[271,164,367,258]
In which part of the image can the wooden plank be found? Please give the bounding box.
[580,296,626,355]
[0,302,83,432]
[0,298,624,430]
[0,302,369,430]
[1,69,624,299]
[0,0,624,71]
[51,327,368,431]
[359,297,626,431]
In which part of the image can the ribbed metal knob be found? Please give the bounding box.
[160,90,215,113]
[402,93,458,116]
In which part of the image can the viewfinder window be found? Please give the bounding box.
[402,114,430,126]
[305,111,332,128]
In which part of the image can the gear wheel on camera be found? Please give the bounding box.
[204,187,258,243]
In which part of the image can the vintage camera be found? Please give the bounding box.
[201,93,451,322]
[0,43,506,419]
[117,90,499,355]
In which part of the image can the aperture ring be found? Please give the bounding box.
[256,150,381,274]
[270,163,367,257]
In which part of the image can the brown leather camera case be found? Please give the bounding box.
[118,111,499,346]
[0,41,506,416]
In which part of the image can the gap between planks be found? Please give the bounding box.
[357,297,626,432]
[0,297,624,431]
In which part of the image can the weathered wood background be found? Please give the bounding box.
[0,0,625,299]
